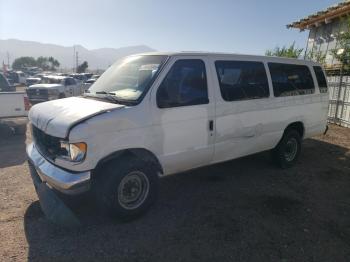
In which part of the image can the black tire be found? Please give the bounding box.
[58,93,66,99]
[94,156,159,221]
[272,129,301,168]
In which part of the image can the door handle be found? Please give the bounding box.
[209,120,214,131]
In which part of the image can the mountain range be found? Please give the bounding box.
[0,39,155,70]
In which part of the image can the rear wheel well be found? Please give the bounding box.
[285,122,304,138]
[94,148,163,178]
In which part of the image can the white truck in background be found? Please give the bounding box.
[0,73,30,118]
[26,76,83,104]
[0,91,30,118]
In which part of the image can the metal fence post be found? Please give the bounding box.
[334,63,344,124]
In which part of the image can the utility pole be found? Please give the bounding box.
[73,45,76,72]
[75,51,79,73]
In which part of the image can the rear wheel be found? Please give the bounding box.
[272,129,301,168]
[95,157,159,221]
[58,93,66,99]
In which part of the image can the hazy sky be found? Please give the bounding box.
[0,0,340,54]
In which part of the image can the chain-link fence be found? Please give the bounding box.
[327,75,350,127]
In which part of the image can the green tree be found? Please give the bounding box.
[36,56,48,70]
[77,61,88,73]
[265,42,304,58]
[331,17,350,68]
[48,56,60,70]
[36,56,60,71]
[305,49,326,65]
[12,56,37,70]
[12,56,60,71]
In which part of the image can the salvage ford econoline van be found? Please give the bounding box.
[27,52,329,221]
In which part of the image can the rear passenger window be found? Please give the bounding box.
[215,61,269,101]
[268,63,315,97]
[157,59,208,108]
[313,66,328,93]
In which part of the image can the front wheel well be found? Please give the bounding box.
[284,121,304,138]
[94,148,163,177]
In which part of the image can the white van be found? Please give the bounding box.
[27,52,328,220]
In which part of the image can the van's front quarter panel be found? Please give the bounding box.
[59,103,156,172]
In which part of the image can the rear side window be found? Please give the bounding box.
[157,59,208,108]
[215,61,269,101]
[313,66,328,93]
[268,63,315,97]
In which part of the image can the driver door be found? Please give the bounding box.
[151,56,215,175]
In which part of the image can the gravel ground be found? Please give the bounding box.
[0,124,350,262]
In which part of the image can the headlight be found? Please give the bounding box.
[60,141,87,162]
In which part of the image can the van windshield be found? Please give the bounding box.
[88,55,168,103]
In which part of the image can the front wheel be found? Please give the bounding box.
[272,129,301,168]
[95,157,159,221]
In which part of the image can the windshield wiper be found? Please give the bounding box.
[86,91,136,106]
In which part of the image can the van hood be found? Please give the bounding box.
[29,97,124,138]
[28,84,63,89]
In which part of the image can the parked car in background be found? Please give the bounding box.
[26,75,82,104]
[82,73,93,79]
[70,73,87,84]
[82,75,100,92]
[24,67,43,76]
[27,52,329,222]
[6,71,26,85]
[26,77,41,86]
[91,74,100,80]
[0,73,15,92]
[82,78,96,92]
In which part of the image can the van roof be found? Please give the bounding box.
[134,51,322,67]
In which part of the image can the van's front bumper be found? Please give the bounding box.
[26,142,91,195]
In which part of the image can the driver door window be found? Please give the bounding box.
[157,59,209,108]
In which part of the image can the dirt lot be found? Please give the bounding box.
[0,124,350,262]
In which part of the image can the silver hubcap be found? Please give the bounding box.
[284,137,298,162]
[118,171,149,210]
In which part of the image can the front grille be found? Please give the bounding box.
[26,89,49,100]
[32,125,62,160]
